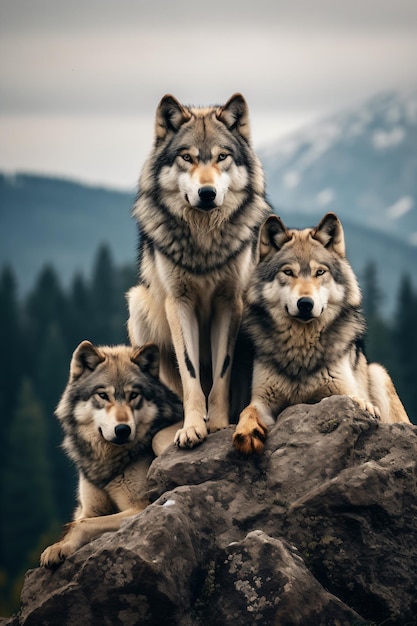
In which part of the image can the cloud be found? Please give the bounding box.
[1,0,416,187]
[1,27,416,117]
[3,0,417,34]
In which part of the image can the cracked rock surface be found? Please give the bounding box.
[4,396,417,625]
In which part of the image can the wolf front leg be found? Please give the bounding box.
[233,363,283,454]
[40,506,145,568]
[40,476,149,568]
[165,296,208,448]
[208,294,243,431]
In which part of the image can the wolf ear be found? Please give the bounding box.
[312,212,345,257]
[132,343,160,378]
[155,94,191,140]
[217,93,250,142]
[70,341,105,382]
[259,214,291,261]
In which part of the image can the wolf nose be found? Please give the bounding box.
[198,186,217,203]
[297,297,314,313]
[114,424,131,442]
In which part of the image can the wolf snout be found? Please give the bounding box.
[296,297,315,320]
[197,185,217,209]
[297,297,314,313]
[113,424,132,445]
[198,185,216,202]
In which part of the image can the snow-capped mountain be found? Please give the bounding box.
[260,89,417,246]
[1,90,417,316]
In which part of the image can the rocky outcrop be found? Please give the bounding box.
[4,397,417,625]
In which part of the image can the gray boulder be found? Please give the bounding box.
[4,396,417,625]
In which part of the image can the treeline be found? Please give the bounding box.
[1,250,417,616]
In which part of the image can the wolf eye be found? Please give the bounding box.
[316,268,326,276]
[97,392,109,401]
[217,153,228,162]
[283,269,293,276]
[131,394,144,409]
[182,153,192,162]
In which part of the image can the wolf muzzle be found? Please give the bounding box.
[197,185,217,211]
[113,424,132,445]
[296,297,315,321]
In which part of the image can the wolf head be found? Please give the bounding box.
[253,212,362,324]
[57,342,179,448]
[139,93,265,222]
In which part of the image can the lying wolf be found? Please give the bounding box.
[40,341,183,567]
[233,212,410,454]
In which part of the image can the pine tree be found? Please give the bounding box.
[67,272,93,349]
[35,323,75,521]
[0,267,23,603]
[1,379,58,590]
[361,261,383,321]
[90,244,129,344]
[0,266,21,425]
[392,275,417,423]
[36,322,69,417]
[360,261,392,367]
[90,244,117,344]
[24,265,67,372]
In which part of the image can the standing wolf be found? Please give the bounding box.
[233,212,410,454]
[40,341,183,567]
[127,93,271,449]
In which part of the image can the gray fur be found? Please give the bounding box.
[233,212,410,455]
[128,93,271,449]
[57,343,183,487]
[40,341,184,567]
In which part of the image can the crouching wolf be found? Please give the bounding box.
[127,93,271,449]
[233,212,410,454]
[40,341,183,567]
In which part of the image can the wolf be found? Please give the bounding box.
[233,212,410,454]
[40,340,183,567]
[127,93,271,449]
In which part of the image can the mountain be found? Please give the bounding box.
[260,89,417,246]
[0,173,137,294]
[1,88,417,316]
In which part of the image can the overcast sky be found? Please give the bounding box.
[1,0,417,190]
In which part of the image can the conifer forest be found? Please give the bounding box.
[0,246,416,615]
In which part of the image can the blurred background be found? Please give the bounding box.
[1,0,417,615]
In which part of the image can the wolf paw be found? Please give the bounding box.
[175,422,208,448]
[350,395,381,419]
[233,406,268,454]
[40,541,72,568]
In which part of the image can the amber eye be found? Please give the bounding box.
[97,392,109,401]
[217,153,228,162]
[316,268,326,277]
[182,153,192,162]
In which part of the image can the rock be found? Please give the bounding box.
[4,396,417,625]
